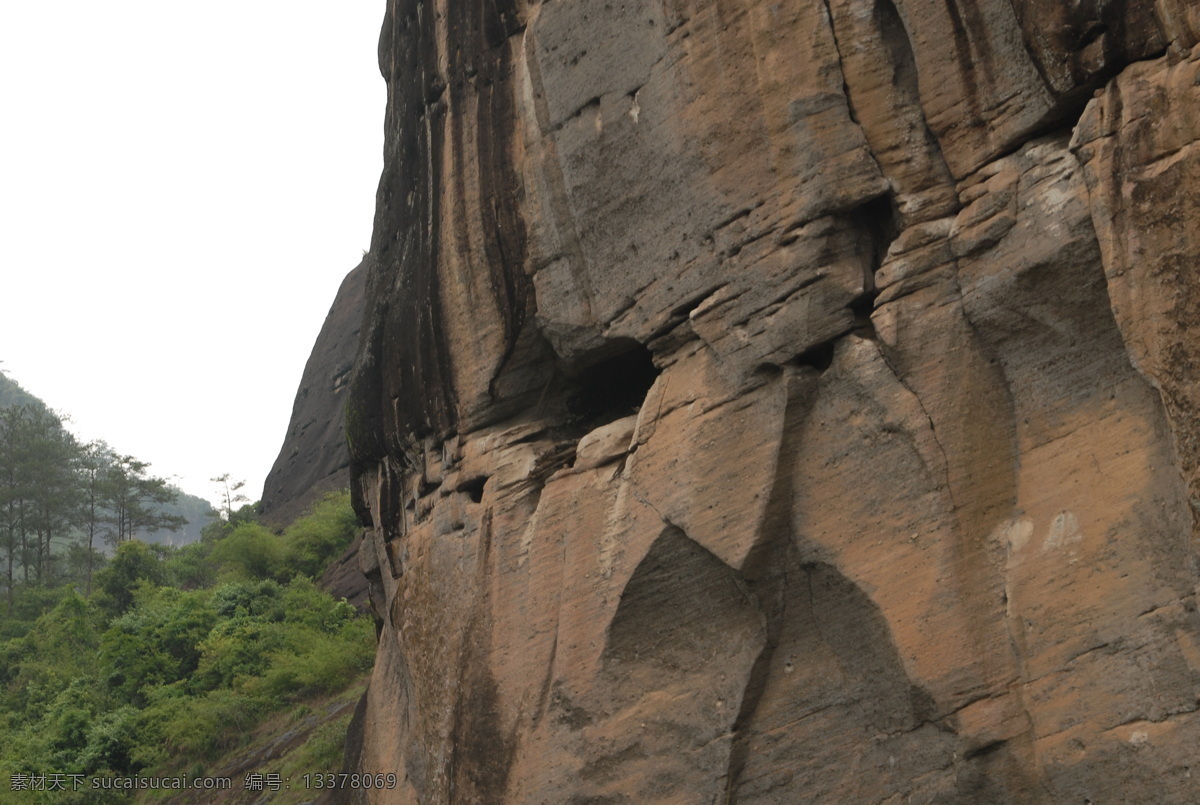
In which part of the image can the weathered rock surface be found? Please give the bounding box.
[342,1,1200,802]
[319,533,372,611]
[261,261,366,528]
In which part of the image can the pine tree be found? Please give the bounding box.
[0,407,26,612]
[211,473,248,521]
[23,408,81,584]
[78,440,113,595]
[100,456,186,545]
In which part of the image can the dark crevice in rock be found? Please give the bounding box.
[751,362,784,379]
[766,196,897,370]
[848,293,879,337]
[373,458,410,543]
[416,473,441,498]
[360,536,387,631]
[565,341,660,429]
[385,539,405,580]
[456,476,489,504]
[713,205,756,232]
[642,283,730,349]
[964,738,1008,760]
[850,193,902,275]
[554,96,602,132]
[777,223,805,248]
[846,192,899,337]
[789,340,837,373]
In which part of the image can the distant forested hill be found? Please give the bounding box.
[150,488,213,546]
[0,372,44,410]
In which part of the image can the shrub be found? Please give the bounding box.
[209,579,284,619]
[280,577,356,632]
[77,705,142,775]
[0,501,376,792]
[253,625,373,703]
[93,540,168,614]
[43,678,100,761]
[191,619,280,692]
[150,688,266,759]
[99,587,215,706]
[281,491,358,578]
[209,522,286,582]
[165,541,215,589]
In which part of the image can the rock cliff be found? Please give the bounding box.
[343,1,1200,801]
[261,261,366,528]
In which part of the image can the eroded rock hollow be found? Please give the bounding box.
[342,0,1200,801]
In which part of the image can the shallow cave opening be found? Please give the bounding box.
[850,192,901,277]
[456,475,488,503]
[791,339,837,373]
[565,340,660,429]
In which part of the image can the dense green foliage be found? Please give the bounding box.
[206,492,359,584]
[0,491,372,804]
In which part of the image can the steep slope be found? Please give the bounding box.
[261,262,366,528]
[344,1,1200,802]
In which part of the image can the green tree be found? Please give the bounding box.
[100,456,186,545]
[22,408,82,584]
[210,473,248,522]
[0,407,28,612]
[76,441,113,596]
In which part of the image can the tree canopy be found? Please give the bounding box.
[0,404,190,608]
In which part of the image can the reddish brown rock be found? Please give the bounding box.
[338,1,1200,802]
[1074,47,1200,528]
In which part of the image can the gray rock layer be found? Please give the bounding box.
[261,261,365,527]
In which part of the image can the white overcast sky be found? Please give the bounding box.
[0,1,385,509]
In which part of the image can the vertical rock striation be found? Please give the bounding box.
[342,0,1200,801]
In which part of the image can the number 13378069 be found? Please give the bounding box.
[304,773,398,790]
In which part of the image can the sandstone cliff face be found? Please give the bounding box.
[345,1,1200,801]
[262,261,366,528]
